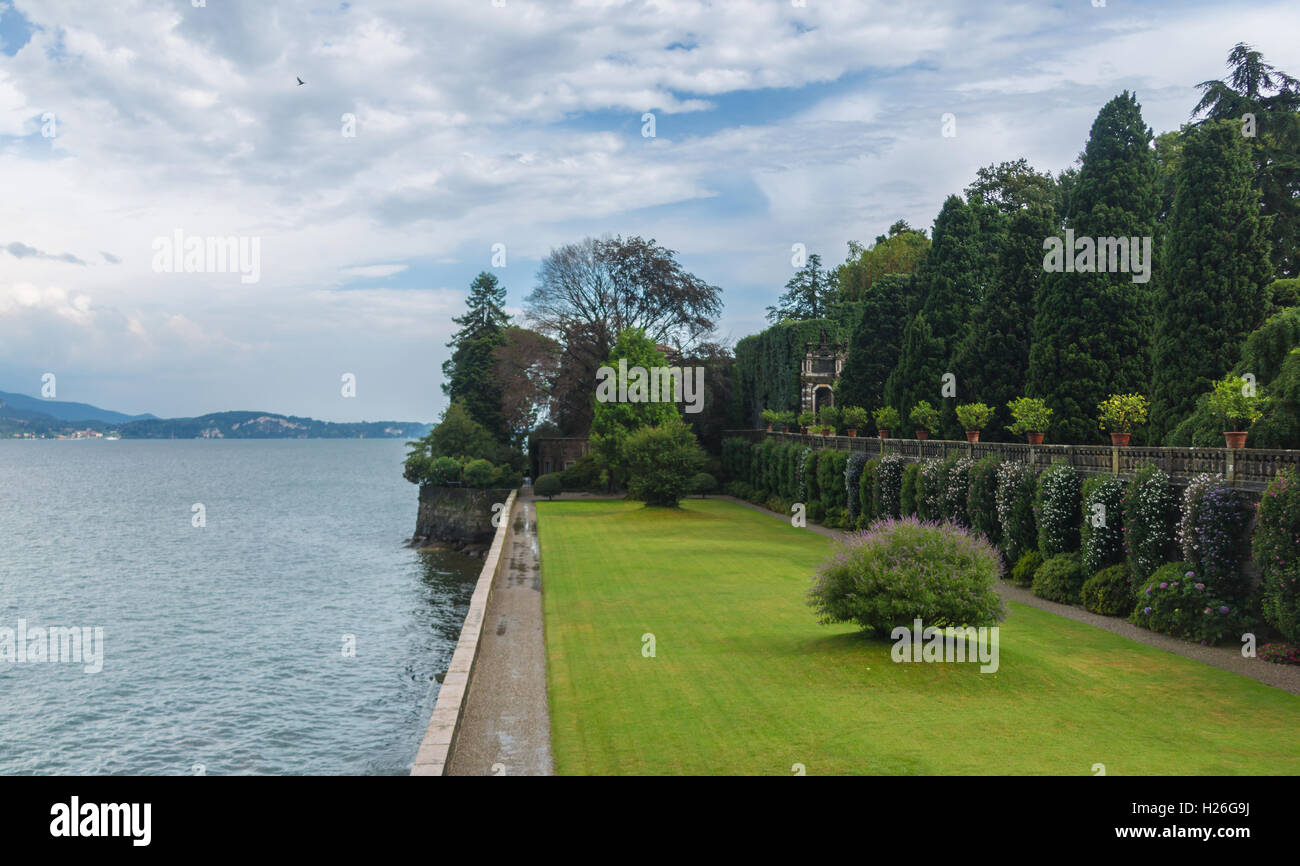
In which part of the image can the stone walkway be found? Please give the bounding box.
[446,493,554,776]
[721,495,1300,695]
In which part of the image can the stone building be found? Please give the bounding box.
[532,436,590,478]
[800,328,846,416]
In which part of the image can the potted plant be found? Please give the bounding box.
[760,408,780,432]
[909,400,940,440]
[1007,397,1053,445]
[874,406,900,439]
[777,410,796,433]
[820,425,837,437]
[1097,393,1149,446]
[817,405,841,431]
[1207,374,1265,448]
[955,402,993,443]
[841,406,868,437]
[797,411,816,434]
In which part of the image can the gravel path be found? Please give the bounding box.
[446,494,555,776]
[720,495,1300,694]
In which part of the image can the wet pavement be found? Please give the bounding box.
[446,494,554,775]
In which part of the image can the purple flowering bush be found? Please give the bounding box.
[1178,473,1254,597]
[1130,562,1252,645]
[1123,464,1180,583]
[1254,468,1300,642]
[806,516,1006,634]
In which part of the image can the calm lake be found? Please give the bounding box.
[0,439,478,775]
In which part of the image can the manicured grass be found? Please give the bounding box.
[539,498,1300,775]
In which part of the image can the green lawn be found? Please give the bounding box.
[538,498,1300,775]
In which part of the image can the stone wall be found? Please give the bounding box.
[411,485,515,552]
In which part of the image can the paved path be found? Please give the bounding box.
[446,493,554,776]
[721,495,1300,695]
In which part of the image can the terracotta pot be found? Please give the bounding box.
[965,430,980,443]
[765,424,773,432]
[780,426,790,434]
[1110,432,1131,447]
[1224,431,1248,449]
[847,429,858,438]
[878,428,891,440]
[799,426,808,435]
[915,430,929,440]
[1026,432,1044,445]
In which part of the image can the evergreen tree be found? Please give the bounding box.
[766,253,835,322]
[1026,92,1159,444]
[442,271,512,440]
[884,195,984,436]
[1150,119,1272,442]
[838,274,917,412]
[953,201,1056,440]
[835,221,930,301]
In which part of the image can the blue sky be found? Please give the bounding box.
[0,0,1296,422]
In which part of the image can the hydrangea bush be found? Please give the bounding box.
[995,461,1038,563]
[1035,462,1081,557]
[1131,562,1252,645]
[806,516,1007,635]
[1081,475,1126,576]
[1123,465,1180,583]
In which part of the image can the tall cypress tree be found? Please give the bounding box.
[838,273,919,413]
[1026,91,1158,444]
[884,195,983,435]
[1150,119,1272,442]
[953,201,1056,440]
[443,271,512,440]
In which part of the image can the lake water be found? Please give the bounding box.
[0,439,479,775]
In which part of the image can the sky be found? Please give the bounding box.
[0,0,1296,423]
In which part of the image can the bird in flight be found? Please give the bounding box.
[296,77,305,86]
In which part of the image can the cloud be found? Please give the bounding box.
[4,241,87,265]
[100,250,120,264]
[341,263,408,279]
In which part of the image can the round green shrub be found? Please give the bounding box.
[1031,553,1085,604]
[622,419,706,506]
[806,516,1006,635]
[1035,462,1081,557]
[1011,550,1043,587]
[427,456,463,485]
[692,472,717,497]
[1131,562,1253,645]
[1081,564,1134,616]
[534,473,563,499]
[462,458,496,488]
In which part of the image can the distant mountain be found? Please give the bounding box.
[117,411,430,440]
[0,390,156,424]
[0,390,430,439]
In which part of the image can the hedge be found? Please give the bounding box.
[995,461,1038,563]
[1255,468,1300,642]
[1123,465,1180,584]
[967,456,1002,545]
[1035,462,1081,557]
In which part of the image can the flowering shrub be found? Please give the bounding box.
[1123,464,1179,583]
[901,461,922,516]
[1011,550,1043,587]
[1081,475,1126,575]
[966,456,1002,546]
[1032,553,1085,604]
[1035,462,1081,557]
[806,516,1006,635]
[940,456,973,527]
[1259,643,1300,666]
[874,455,906,519]
[857,457,880,528]
[1253,468,1300,642]
[917,458,945,521]
[996,461,1038,563]
[1081,564,1134,616]
[795,446,812,502]
[845,452,868,524]
[1130,562,1252,645]
[1178,473,1254,595]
